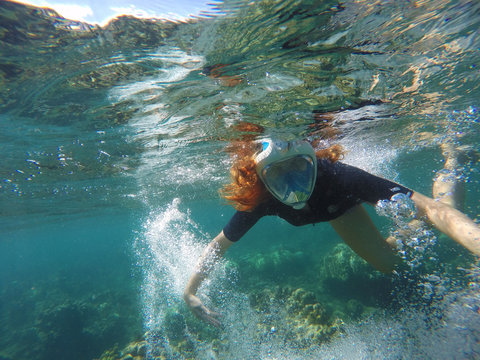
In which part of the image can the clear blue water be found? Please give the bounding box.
[1,0,480,359]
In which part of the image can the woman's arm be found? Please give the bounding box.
[183,231,235,327]
[411,192,480,256]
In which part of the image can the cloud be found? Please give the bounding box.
[17,1,94,22]
[51,3,94,21]
[19,0,213,26]
[109,5,190,23]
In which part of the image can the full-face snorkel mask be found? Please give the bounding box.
[255,138,317,209]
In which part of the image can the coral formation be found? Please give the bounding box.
[319,243,374,282]
[0,278,142,360]
[18,243,395,360]
[237,248,309,281]
[316,243,396,318]
[248,286,342,347]
[98,285,342,360]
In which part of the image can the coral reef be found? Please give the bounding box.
[34,299,132,360]
[97,340,148,360]
[0,278,142,360]
[233,247,320,294]
[237,248,309,281]
[97,286,342,360]
[317,243,395,314]
[234,243,393,320]
[249,286,342,346]
[319,243,374,282]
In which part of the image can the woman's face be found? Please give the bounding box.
[260,155,316,207]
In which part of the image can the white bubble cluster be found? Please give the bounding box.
[376,193,437,269]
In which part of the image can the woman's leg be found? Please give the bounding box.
[330,205,400,273]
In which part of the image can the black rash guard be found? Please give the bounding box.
[223,159,412,242]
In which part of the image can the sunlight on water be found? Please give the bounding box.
[109,47,231,203]
[2,0,480,359]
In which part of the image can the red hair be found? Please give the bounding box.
[220,139,344,211]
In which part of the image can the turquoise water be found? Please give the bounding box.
[1,0,480,359]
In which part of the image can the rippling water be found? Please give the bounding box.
[1,0,480,359]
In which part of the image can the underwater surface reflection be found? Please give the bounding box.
[1,0,480,359]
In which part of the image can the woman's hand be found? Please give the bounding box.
[183,232,233,328]
[184,292,222,328]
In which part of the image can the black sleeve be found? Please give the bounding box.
[222,207,265,242]
[335,162,412,204]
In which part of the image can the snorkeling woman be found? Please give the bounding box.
[184,138,480,327]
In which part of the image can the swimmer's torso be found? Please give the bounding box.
[223,159,411,242]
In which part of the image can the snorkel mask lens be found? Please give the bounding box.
[261,155,315,207]
[255,139,317,209]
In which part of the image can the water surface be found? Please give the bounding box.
[1,0,480,359]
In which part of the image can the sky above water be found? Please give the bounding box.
[16,0,213,24]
